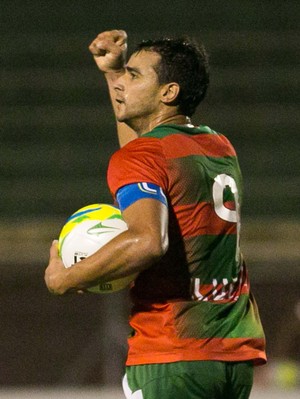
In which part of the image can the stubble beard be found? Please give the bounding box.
[116,100,155,134]
[116,106,145,134]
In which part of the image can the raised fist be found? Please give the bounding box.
[89,29,127,73]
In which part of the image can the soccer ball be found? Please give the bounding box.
[58,203,137,294]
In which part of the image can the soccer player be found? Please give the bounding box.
[45,30,266,398]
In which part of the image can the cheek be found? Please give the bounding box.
[128,86,158,108]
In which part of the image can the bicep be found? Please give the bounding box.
[122,198,169,257]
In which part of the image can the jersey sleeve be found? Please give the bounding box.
[107,138,168,198]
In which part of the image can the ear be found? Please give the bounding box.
[160,82,180,105]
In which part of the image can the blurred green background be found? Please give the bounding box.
[1,0,299,390]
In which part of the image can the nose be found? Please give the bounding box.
[114,74,125,93]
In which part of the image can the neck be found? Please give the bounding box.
[127,113,192,136]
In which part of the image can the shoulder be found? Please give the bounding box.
[109,137,166,172]
[112,137,163,161]
[107,137,168,196]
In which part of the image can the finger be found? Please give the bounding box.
[89,30,127,55]
[94,37,122,54]
[89,39,106,55]
[110,29,127,46]
[49,239,59,260]
[98,29,127,44]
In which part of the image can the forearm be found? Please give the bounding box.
[88,30,138,147]
[61,229,160,292]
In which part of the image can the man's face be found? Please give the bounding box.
[114,50,163,129]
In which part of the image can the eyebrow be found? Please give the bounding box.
[126,65,141,75]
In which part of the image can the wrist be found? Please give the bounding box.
[64,265,82,292]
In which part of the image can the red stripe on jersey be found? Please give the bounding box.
[224,201,236,210]
[162,134,236,159]
[174,202,237,237]
[126,336,266,366]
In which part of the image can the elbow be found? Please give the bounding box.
[140,233,169,263]
[156,234,169,258]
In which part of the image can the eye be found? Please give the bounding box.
[129,71,138,79]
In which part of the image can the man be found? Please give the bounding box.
[45,30,266,398]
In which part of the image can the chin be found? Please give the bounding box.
[116,109,129,122]
[117,114,130,125]
[116,114,139,131]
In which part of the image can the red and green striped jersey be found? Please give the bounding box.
[107,124,266,366]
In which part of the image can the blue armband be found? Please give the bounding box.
[116,182,168,212]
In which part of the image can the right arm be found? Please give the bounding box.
[89,30,138,147]
[45,198,169,294]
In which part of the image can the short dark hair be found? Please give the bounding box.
[134,37,209,117]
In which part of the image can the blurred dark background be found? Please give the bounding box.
[1,0,299,389]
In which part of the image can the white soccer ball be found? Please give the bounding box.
[58,204,137,293]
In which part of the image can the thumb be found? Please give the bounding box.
[49,239,59,260]
[114,29,128,48]
[89,39,107,56]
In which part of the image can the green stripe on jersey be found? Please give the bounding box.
[167,155,242,205]
[173,294,265,339]
[184,234,239,282]
[143,124,217,138]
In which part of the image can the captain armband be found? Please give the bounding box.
[116,182,168,212]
